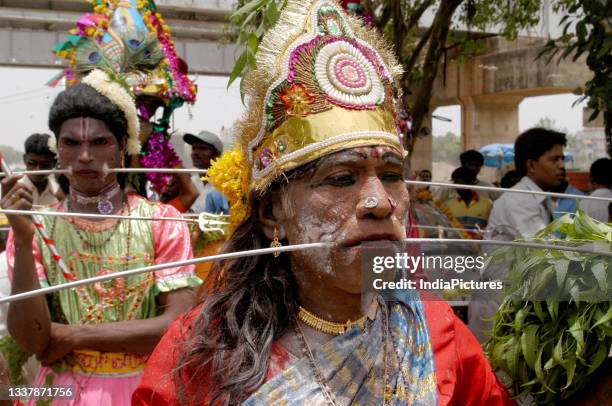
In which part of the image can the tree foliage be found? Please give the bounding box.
[538,0,612,158]
[432,131,461,164]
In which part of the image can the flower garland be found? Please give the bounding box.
[47,135,58,154]
[206,148,251,234]
[136,0,197,102]
[132,0,197,190]
[139,130,181,193]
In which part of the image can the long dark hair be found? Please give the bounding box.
[175,161,322,405]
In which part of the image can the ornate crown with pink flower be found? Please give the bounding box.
[234,0,405,192]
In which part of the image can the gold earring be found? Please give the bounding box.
[271,227,282,257]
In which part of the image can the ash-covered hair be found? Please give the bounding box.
[48,83,128,144]
[175,159,322,405]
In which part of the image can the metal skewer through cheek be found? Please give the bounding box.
[0,237,609,304]
[0,242,333,304]
[0,168,208,177]
[0,208,197,223]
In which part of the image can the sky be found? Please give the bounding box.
[0,67,589,152]
[0,67,243,152]
[432,94,588,137]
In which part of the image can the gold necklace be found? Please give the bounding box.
[294,321,338,405]
[297,306,368,336]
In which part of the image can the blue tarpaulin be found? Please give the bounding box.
[479,143,573,169]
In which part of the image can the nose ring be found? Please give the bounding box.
[363,196,379,208]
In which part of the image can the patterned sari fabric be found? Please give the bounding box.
[244,293,437,405]
[134,298,516,405]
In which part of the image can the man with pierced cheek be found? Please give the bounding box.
[134,2,515,404]
[0,70,201,405]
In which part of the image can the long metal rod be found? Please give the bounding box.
[405,180,612,202]
[412,224,484,234]
[3,173,606,202]
[112,168,207,174]
[0,168,207,177]
[1,238,610,304]
[0,208,197,223]
[0,242,332,304]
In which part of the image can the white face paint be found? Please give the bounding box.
[274,146,410,299]
[286,208,339,276]
[80,117,88,142]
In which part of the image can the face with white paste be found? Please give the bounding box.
[57,117,124,195]
[261,146,410,295]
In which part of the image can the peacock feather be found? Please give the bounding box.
[72,29,162,76]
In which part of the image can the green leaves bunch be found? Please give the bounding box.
[486,209,611,404]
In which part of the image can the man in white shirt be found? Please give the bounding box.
[183,131,228,213]
[581,158,612,223]
[18,133,63,206]
[434,150,500,202]
[487,128,567,239]
[470,128,566,343]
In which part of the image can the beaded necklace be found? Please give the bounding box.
[67,195,127,250]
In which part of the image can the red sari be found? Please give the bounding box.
[133,299,515,405]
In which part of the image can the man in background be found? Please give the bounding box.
[487,128,566,239]
[183,131,229,214]
[581,158,612,222]
[19,133,63,206]
[434,150,500,202]
[418,169,432,183]
[470,128,566,342]
[158,168,200,213]
[442,166,492,238]
[416,169,432,194]
[500,169,521,189]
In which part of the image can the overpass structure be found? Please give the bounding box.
[0,1,593,170]
[0,0,238,74]
[410,36,592,171]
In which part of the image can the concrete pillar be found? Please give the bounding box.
[460,95,523,150]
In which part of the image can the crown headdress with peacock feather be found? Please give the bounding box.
[52,0,197,193]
